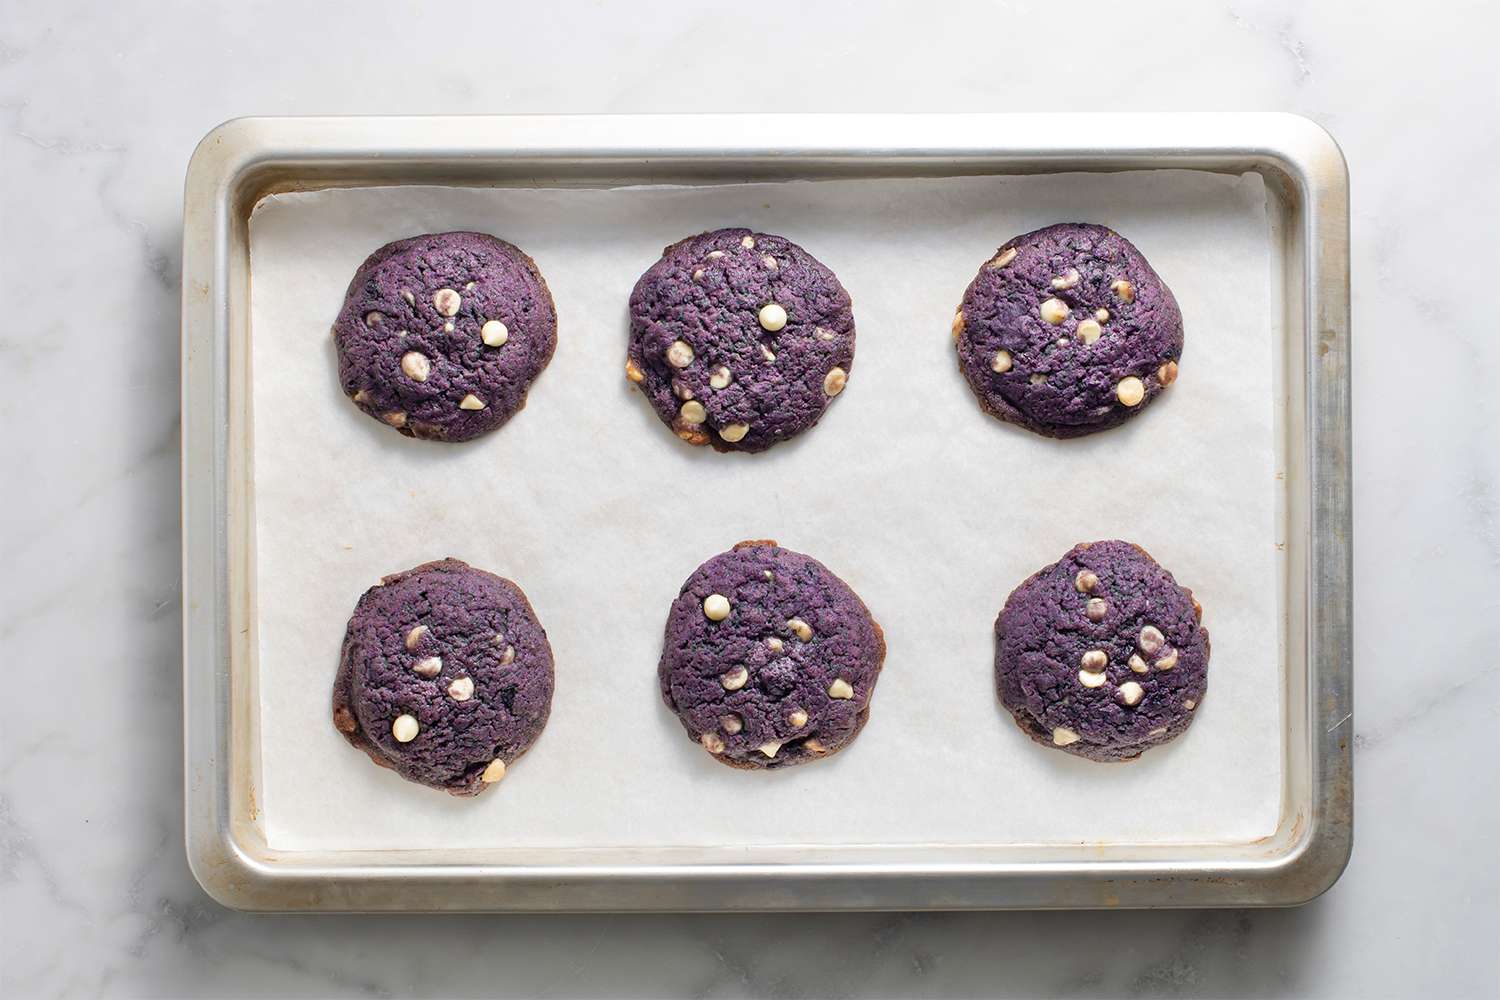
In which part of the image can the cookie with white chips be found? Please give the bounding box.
[333,231,557,442]
[659,540,885,769]
[954,223,1183,437]
[994,540,1209,762]
[626,228,856,452]
[332,558,554,795]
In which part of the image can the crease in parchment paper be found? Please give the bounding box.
[249,171,1284,852]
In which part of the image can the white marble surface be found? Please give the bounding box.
[1,1,1495,996]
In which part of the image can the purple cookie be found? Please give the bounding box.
[994,541,1209,762]
[332,558,554,795]
[954,223,1184,438]
[333,231,557,442]
[626,228,856,453]
[658,540,885,768]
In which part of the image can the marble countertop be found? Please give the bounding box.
[2,1,1495,996]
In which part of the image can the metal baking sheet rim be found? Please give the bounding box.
[180,113,1351,912]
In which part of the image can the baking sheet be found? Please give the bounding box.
[249,171,1283,853]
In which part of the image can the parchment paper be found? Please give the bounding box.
[250,172,1284,852]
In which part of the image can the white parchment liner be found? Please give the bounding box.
[249,172,1283,851]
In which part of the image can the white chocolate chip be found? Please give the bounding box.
[402,290,416,306]
[391,714,419,743]
[1086,598,1108,622]
[721,714,744,734]
[625,358,645,383]
[1155,648,1179,671]
[481,320,509,347]
[1116,376,1145,407]
[499,645,516,665]
[447,676,474,701]
[1078,670,1108,688]
[405,625,429,650]
[706,250,725,259]
[458,394,486,410]
[1129,654,1149,674]
[762,255,778,270]
[990,349,1013,374]
[786,617,813,641]
[666,340,694,368]
[679,400,707,425]
[721,667,749,691]
[989,247,1018,269]
[1110,278,1135,303]
[827,678,854,700]
[1183,699,1197,710]
[952,311,966,340]
[1057,337,1070,348]
[352,389,370,404]
[1075,570,1098,593]
[803,738,829,753]
[1029,373,1047,385]
[823,368,847,397]
[413,656,442,678]
[1052,726,1081,746]
[443,321,455,334]
[400,351,431,382]
[1158,360,1179,386]
[692,268,705,282]
[433,288,462,316]
[759,740,783,758]
[1118,681,1144,707]
[741,235,756,249]
[762,569,774,581]
[491,632,505,645]
[365,311,383,327]
[383,410,407,428]
[1080,649,1108,673]
[815,327,836,341]
[760,344,777,362]
[1075,319,1102,345]
[718,423,750,443]
[1039,298,1069,325]
[1051,268,1080,290]
[1148,726,1169,737]
[703,593,731,620]
[787,708,809,728]
[1138,626,1165,654]
[464,281,476,292]
[701,732,726,753]
[671,379,694,401]
[1095,308,1110,323]
[481,758,506,782]
[709,366,732,389]
[758,303,788,332]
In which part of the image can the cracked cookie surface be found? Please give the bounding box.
[994,540,1208,761]
[627,228,855,453]
[954,223,1183,438]
[333,231,557,442]
[658,540,884,768]
[332,558,554,794]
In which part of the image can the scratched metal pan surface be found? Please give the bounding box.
[180,113,1350,911]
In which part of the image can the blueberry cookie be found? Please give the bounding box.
[659,540,884,768]
[332,558,554,794]
[626,228,856,453]
[954,223,1183,438]
[994,540,1209,761]
[333,231,557,442]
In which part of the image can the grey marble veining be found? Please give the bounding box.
[1,0,1496,997]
